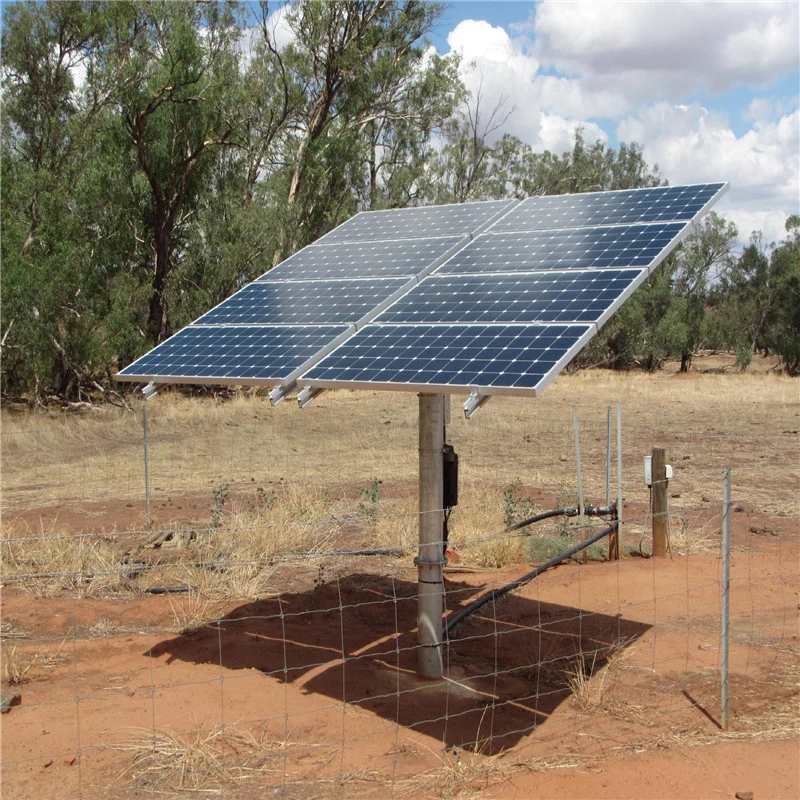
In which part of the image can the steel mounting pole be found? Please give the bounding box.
[417,393,445,679]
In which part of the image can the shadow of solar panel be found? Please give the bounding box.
[302,323,593,393]
[436,222,685,274]
[117,325,349,383]
[195,278,408,326]
[490,183,725,232]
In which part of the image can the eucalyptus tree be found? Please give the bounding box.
[270,0,453,256]
[718,217,800,373]
[1,1,121,398]
[668,211,738,371]
[92,0,245,345]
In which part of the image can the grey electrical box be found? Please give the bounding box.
[644,456,672,485]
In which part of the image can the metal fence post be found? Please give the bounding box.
[721,467,732,729]
[143,404,151,530]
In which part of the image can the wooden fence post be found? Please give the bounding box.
[651,447,668,557]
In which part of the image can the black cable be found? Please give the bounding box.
[445,521,619,634]
[506,507,572,532]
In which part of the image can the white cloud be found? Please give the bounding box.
[531,0,800,101]
[618,103,799,243]
[445,19,608,152]
[447,20,542,142]
[437,5,798,241]
[538,113,607,154]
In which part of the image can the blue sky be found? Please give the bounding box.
[425,0,799,245]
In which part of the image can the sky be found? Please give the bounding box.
[425,0,799,246]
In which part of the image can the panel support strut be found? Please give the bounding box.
[297,386,324,408]
[269,383,295,406]
[417,393,445,679]
[463,390,491,419]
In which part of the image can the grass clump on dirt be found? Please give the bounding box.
[528,532,608,564]
[0,519,129,597]
[115,725,280,793]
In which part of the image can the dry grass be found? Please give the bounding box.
[4,361,798,515]
[114,725,280,792]
[0,519,129,597]
[2,646,34,686]
[668,509,721,554]
[2,642,69,685]
[2,360,798,594]
[167,593,223,633]
[564,640,631,713]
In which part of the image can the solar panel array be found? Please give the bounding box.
[117,183,727,398]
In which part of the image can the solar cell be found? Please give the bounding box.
[379,269,645,325]
[195,278,408,326]
[436,223,684,275]
[302,323,593,393]
[118,325,348,383]
[259,237,462,281]
[490,184,725,232]
[320,199,516,243]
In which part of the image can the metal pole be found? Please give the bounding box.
[607,406,620,560]
[606,406,612,513]
[573,406,584,517]
[721,467,732,730]
[417,393,445,679]
[143,404,151,530]
[616,402,623,541]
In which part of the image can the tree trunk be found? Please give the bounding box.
[148,227,172,344]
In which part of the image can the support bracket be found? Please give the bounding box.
[297,386,324,408]
[463,390,491,419]
[142,381,159,401]
[269,382,296,406]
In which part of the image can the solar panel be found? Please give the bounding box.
[260,237,463,281]
[116,183,728,398]
[195,278,408,326]
[490,184,725,232]
[301,323,594,393]
[436,222,685,275]
[117,325,350,383]
[320,199,516,243]
[378,269,646,326]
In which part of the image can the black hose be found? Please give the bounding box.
[506,507,572,532]
[145,586,194,594]
[445,521,618,634]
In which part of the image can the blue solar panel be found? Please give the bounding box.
[117,182,727,395]
[195,278,407,326]
[436,223,684,275]
[302,323,593,392]
[260,237,462,281]
[379,269,645,325]
[118,325,348,382]
[490,184,725,232]
[320,199,516,243]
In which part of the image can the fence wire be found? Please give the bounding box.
[1,387,798,799]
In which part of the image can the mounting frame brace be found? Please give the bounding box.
[269,382,296,406]
[297,386,325,408]
[142,381,159,401]
[463,390,491,419]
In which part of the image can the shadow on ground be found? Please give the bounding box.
[149,572,650,754]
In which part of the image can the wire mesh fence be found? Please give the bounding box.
[1,375,798,798]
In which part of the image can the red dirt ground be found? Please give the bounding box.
[1,491,798,799]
